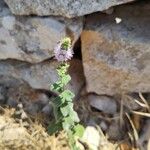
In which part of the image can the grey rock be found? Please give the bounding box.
[7,98,18,107]
[0,4,83,63]
[82,126,100,150]
[0,95,5,104]
[0,86,6,104]
[86,118,97,126]
[0,59,85,98]
[34,94,49,106]
[107,121,125,140]
[42,104,52,115]
[88,95,117,114]
[146,93,150,103]
[99,121,108,131]
[0,0,11,17]
[81,1,150,95]
[0,75,51,116]
[4,0,134,18]
[25,103,39,115]
[103,7,114,15]
[138,119,150,150]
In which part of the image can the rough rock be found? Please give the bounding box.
[107,121,125,140]
[0,75,50,115]
[99,121,108,131]
[138,119,150,150]
[82,126,100,150]
[88,95,117,114]
[0,59,85,99]
[0,0,10,16]
[0,86,6,104]
[82,126,117,150]
[81,1,150,95]
[4,0,135,18]
[42,104,52,116]
[0,3,83,63]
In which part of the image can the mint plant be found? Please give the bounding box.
[48,37,84,150]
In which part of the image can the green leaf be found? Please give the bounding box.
[61,74,71,85]
[51,96,65,107]
[57,69,64,77]
[73,124,85,138]
[48,121,62,135]
[53,107,63,122]
[51,82,62,92]
[70,111,80,123]
[62,121,70,131]
[62,116,74,131]
[68,130,81,150]
[60,106,69,117]
[60,90,75,102]
[57,63,69,77]
[60,103,73,117]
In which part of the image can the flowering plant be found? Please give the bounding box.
[48,37,84,150]
[54,37,73,62]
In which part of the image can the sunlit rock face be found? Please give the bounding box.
[81,1,150,95]
[4,0,134,18]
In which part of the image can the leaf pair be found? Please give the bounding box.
[51,81,62,93]
[60,90,75,102]
[57,63,69,77]
[48,121,62,135]
[61,102,80,131]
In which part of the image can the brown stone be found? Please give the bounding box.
[81,1,150,95]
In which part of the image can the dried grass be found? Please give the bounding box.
[0,108,70,150]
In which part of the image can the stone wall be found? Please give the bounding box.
[0,0,150,117]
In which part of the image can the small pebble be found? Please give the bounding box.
[99,121,108,131]
[18,103,23,109]
[21,111,28,120]
[115,17,122,24]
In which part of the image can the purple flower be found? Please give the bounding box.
[54,38,73,62]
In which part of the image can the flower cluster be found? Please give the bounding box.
[54,37,73,62]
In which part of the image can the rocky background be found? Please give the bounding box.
[0,0,150,149]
